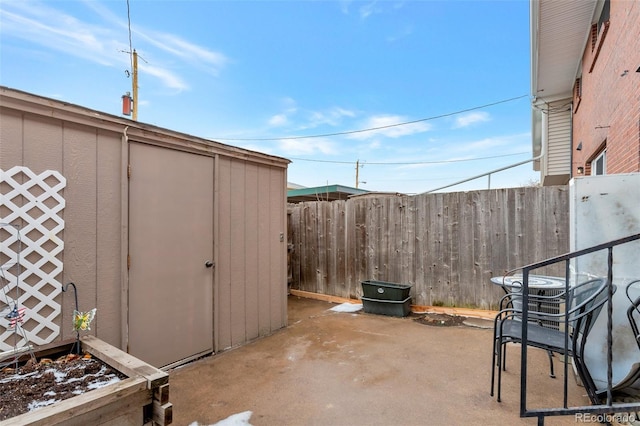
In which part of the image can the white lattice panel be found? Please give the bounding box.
[0,166,66,351]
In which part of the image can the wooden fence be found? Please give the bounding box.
[287,186,570,310]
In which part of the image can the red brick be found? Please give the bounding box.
[572,0,640,174]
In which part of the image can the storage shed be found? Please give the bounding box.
[0,86,290,368]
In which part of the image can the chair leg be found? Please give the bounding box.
[491,329,500,397]
[502,342,507,371]
[574,356,601,405]
[497,342,506,402]
[547,351,555,378]
[491,329,501,399]
[491,339,497,396]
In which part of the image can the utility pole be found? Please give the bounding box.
[355,160,360,189]
[132,49,138,121]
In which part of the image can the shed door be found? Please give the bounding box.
[128,142,214,368]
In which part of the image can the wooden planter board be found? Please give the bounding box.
[0,336,172,426]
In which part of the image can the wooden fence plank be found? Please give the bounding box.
[317,202,327,295]
[457,191,474,306]
[413,195,427,303]
[345,199,356,299]
[433,193,448,305]
[333,201,347,298]
[403,196,416,297]
[326,201,336,297]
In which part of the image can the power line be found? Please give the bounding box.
[126,0,133,74]
[289,158,354,164]
[214,94,529,141]
[289,151,529,165]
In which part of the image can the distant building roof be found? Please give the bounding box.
[287,184,368,203]
[287,182,306,190]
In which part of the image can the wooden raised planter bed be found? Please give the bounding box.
[0,336,172,426]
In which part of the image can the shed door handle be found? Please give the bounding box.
[205,261,214,268]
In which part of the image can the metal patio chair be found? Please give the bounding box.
[605,280,640,392]
[490,278,613,403]
[627,280,640,351]
[493,277,564,379]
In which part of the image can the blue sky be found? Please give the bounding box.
[0,0,539,194]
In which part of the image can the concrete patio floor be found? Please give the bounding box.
[170,295,595,426]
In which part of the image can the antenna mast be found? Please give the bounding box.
[132,49,138,121]
[121,0,138,120]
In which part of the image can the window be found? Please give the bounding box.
[589,0,610,72]
[574,78,582,112]
[598,0,610,34]
[591,150,606,175]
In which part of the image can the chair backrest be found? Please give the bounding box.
[569,278,615,357]
[567,278,609,319]
[626,280,640,350]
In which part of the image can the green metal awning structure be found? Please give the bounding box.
[287,184,368,203]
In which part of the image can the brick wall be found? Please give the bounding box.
[572,0,640,176]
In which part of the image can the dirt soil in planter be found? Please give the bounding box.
[0,353,127,421]
[413,312,467,327]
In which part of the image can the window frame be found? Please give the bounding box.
[591,150,607,176]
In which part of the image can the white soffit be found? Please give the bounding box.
[532,0,598,100]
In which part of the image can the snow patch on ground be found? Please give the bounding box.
[329,302,362,313]
[189,410,253,426]
[27,399,57,411]
[86,376,122,390]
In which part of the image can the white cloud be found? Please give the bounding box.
[461,137,505,151]
[365,140,382,150]
[454,111,491,128]
[84,0,228,74]
[342,0,404,18]
[269,114,289,127]
[277,138,337,155]
[347,115,431,140]
[0,6,119,66]
[307,107,356,128]
[462,133,529,154]
[359,1,382,19]
[139,63,189,91]
[281,97,298,110]
[387,25,414,43]
[450,132,531,154]
[0,0,227,91]
[339,1,351,15]
[267,103,355,133]
[267,98,298,127]
[140,32,229,76]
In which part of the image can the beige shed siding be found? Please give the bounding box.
[1,110,24,204]
[269,166,287,331]
[95,129,123,347]
[0,110,123,347]
[244,162,260,342]
[1,87,289,361]
[259,165,277,334]
[61,123,98,344]
[215,157,287,351]
[544,101,572,178]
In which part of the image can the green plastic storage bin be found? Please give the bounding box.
[361,280,412,301]
[361,296,412,317]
